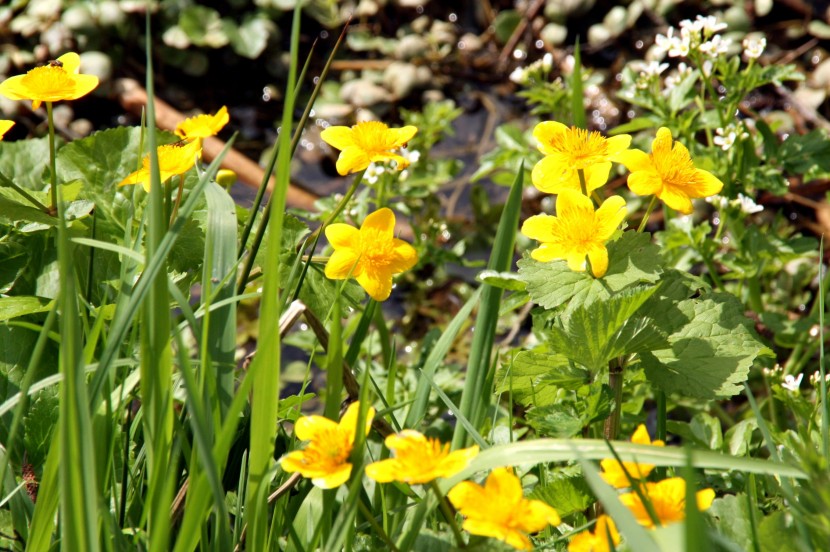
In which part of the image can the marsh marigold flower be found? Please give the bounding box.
[279,402,375,489]
[532,121,631,195]
[175,106,229,140]
[118,139,202,193]
[0,52,98,110]
[568,515,620,552]
[521,190,627,278]
[0,120,14,139]
[618,477,715,528]
[365,430,478,484]
[448,467,561,551]
[617,127,723,215]
[325,207,417,301]
[320,121,418,175]
[600,424,665,488]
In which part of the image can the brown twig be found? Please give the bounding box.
[496,0,545,71]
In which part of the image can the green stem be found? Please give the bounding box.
[577,168,588,198]
[357,499,399,552]
[46,101,58,214]
[604,358,623,441]
[0,171,51,213]
[637,195,659,233]
[429,481,465,549]
[169,175,185,226]
[656,390,666,442]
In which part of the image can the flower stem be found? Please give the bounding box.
[46,101,58,215]
[169,174,185,226]
[637,195,659,232]
[357,499,400,552]
[577,168,589,197]
[603,358,623,441]
[430,480,466,549]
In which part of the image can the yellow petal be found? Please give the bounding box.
[325,223,359,249]
[555,189,594,220]
[627,170,663,197]
[659,186,694,214]
[384,429,426,449]
[339,402,375,442]
[312,463,352,489]
[531,154,578,194]
[0,120,14,139]
[335,146,371,175]
[0,75,29,101]
[118,168,151,192]
[606,134,632,156]
[389,238,418,273]
[533,120,569,155]
[279,450,310,474]
[587,244,609,278]
[696,488,716,511]
[435,446,479,479]
[56,52,81,74]
[615,148,652,172]
[365,459,398,483]
[594,195,627,240]
[460,520,533,551]
[583,162,612,192]
[361,207,396,234]
[387,125,418,147]
[521,214,556,242]
[689,168,724,198]
[448,480,486,511]
[320,126,356,150]
[521,498,561,530]
[599,459,632,488]
[294,415,338,441]
[371,152,409,170]
[357,269,393,301]
[652,127,674,156]
[325,249,360,279]
[484,467,523,505]
[566,251,588,272]
[67,73,99,100]
[530,243,568,263]
[631,424,651,445]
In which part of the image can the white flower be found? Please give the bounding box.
[732,193,764,214]
[699,35,732,58]
[696,15,727,35]
[705,194,730,209]
[365,162,384,184]
[743,36,766,59]
[810,371,830,385]
[714,127,737,151]
[639,61,669,77]
[664,62,693,88]
[781,373,803,392]
[509,66,528,84]
[403,148,421,164]
[541,52,553,71]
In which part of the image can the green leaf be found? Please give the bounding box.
[0,296,53,322]
[529,471,593,517]
[476,270,526,291]
[640,292,772,399]
[228,16,275,59]
[0,136,52,191]
[707,494,758,551]
[0,195,56,228]
[493,10,521,44]
[526,405,584,438]
[21,387,59,467]
[179,6,229,48]
[546,284,662,371]
[780,130,830,174]
[758,511,793,552]
[518,231,663,313]
[169,217,205,275]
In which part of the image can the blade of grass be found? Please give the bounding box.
[452,163,523,449]
[683,445,709,552]
[571,39,586,129]
[56,181,100,551]
[245,7,301,548]
[818,236,827,458]
[405,288,481,429]
[140,13,175,549]
[26,428,61,552]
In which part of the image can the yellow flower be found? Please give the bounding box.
[521,190,627,278]
[532,121,631,195]
[365,430,478,484]
[600,424,665,488]
[175,106,229,140]
[618,477,715,528]
[616,127,723,215]
[448,467,561,551]
[320,121,418,175]
[118,139,202,193]
[324,207,418,301]
[0,120,14,139]
[568,515,620,552]
[0,52,99,110]
[279,402,375,489]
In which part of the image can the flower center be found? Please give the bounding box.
[359,228,395,269]
[548,128,609,169]
[351,121,395,155]
[651,145,697,191]
[302,428,351,468]
[21,66,75,96]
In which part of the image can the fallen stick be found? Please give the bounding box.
[114,77,320,211]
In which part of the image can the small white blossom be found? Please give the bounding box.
[509,66,528,85]
[699,35,731,58]
[781,373,803,392]
[732,193,764,214]
[705,194,730,209]
[696,15,728,35]
[365,162,384,184]
[714,127,737,151]
[810,371,830,385]
[743,36,766,59]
